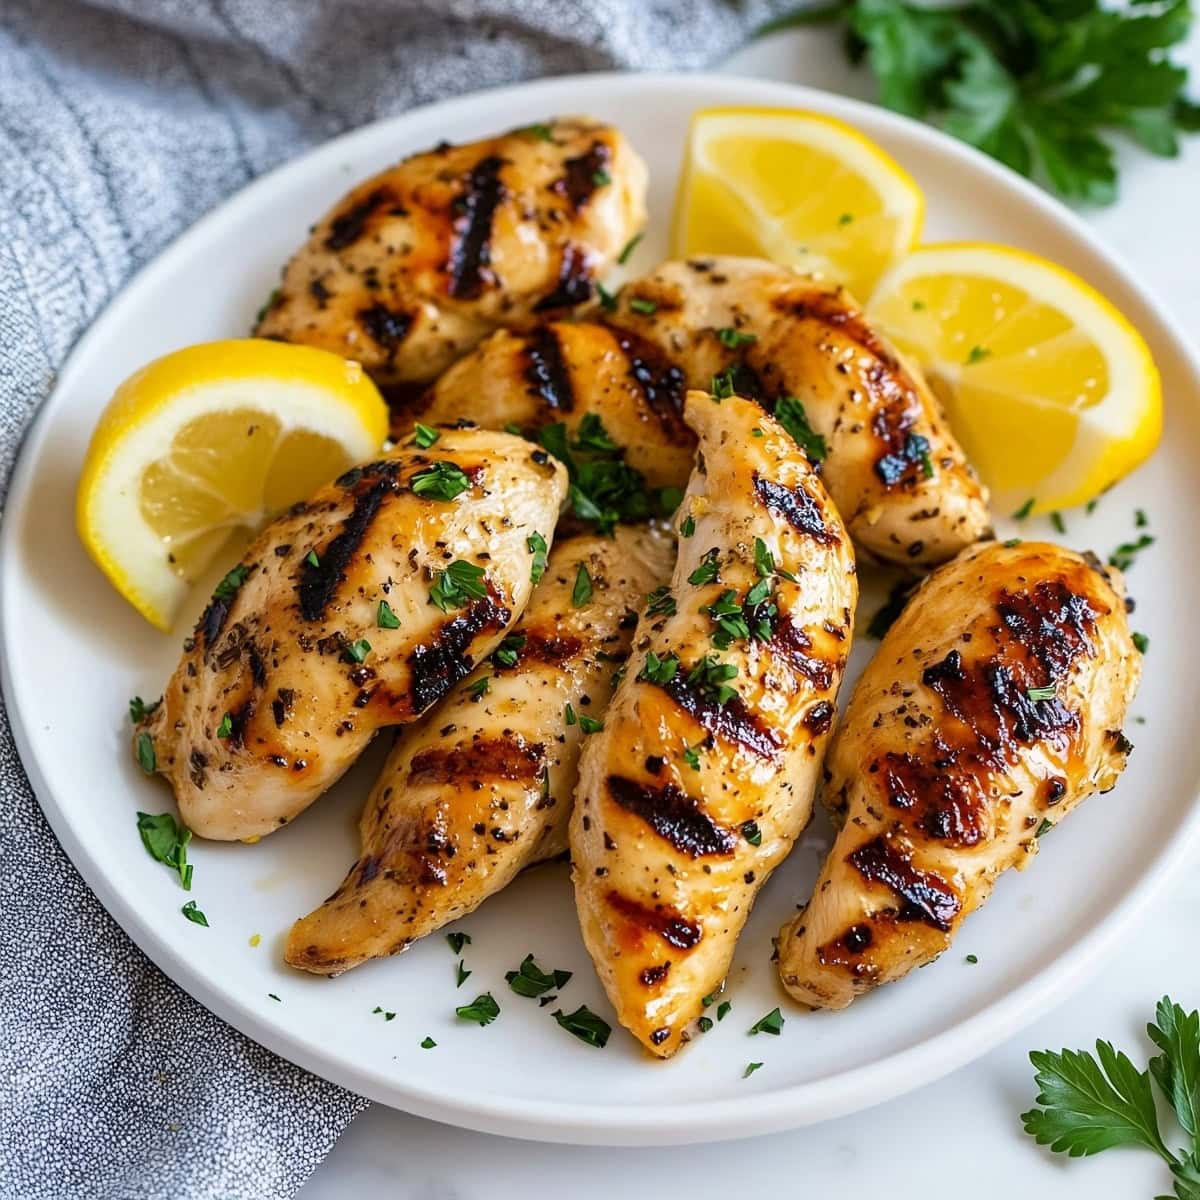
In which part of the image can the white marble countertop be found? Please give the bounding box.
[300,23,1200,1199]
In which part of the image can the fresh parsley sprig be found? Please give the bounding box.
[1022,996,1200,1197]
[763,0,1200,204]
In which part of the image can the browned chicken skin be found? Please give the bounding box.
[571,390,857,1057]
[257,118,648,402]
[777,540,1140,1010]
[136,426,567,841]
[606,257,991,568]
[286,527,673,975]
[413,321,694,490]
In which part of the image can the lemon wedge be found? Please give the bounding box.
[77,339,388,630]
[672,106,924,300]
[867,243,1162,515]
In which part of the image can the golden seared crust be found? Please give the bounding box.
[413,321,694,490]
[285,527,674,975]
[777,540,1140,1010]
[605,256,991,568]
[135,427,566,841]
[256,118,647,398]
[570,390,857,1057]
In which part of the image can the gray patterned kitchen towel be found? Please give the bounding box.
[0,2,794,1196]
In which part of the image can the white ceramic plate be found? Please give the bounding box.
[3,72,1198,1147]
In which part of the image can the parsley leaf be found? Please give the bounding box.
[628,297,657,315]
[492,633,526,668]
[421,1036,437,1049]
[343,638,371,664]
[411,460,471,501]
[716,326,757,348]
[645,585,677,618]
[1148,997,1200,1142]
[617,232,644,265]
[572,563,593,607]
[506,954,573,999]
[553,1005,612,1048]
[638,651,680,686]
[688,548,721,587]
[744,1062,763,1078]
[136,811,193,890]
[446,931,471,954]
[377,599,400,629]
[129,695,161,724]
[455,960,471,988]
[135,731,157,775]
[527,531,549,584]
[749,1007,785,1036]
[1109,533,1155,571]
[429,560,487,612]
[213,563,251,600]
[774,395,827,462]
[412,423,440,449]
[455,993,500,1026]
[181,900,208,927]
[578,713,603,734]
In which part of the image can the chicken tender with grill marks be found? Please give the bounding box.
[134,426,567,842]
[778,540,1139,1010]
[571,390,857,1057]
[256,118,647,401]
[606,256,990,568]
[412,321,694,491]
[286,527,674,975]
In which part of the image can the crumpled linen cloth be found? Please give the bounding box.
[0,1,796,1196]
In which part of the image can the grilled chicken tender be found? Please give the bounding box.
[413,321,694,489]
[135,427,567,841]
[607,256,990,567]
[571,390,857,1057]
[257,117,648,397]
[778,540,1140,1010]
[286,527,673,975]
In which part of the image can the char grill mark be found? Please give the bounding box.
[298,474,400,621]
[816,922,875,973]
[323,188,390,252]
[196,595,232,651]
[358,304,413,357]
[727,361,767,403]
[879,749,988,846]
[534,243,593,312]
[226,700,255,750]
[492,630,583,671]
[605,889,703,950]
[775,288,897,367]
[996,580,1100,678]
[409,738,545,786]
[606,774,736,858]
[753,474,837,544]
[272,687,294,727]
[847,836,960,931]
[408,594,509,713]
[447,154,507,300]
[612,329,690,441]
[653,670,782,761]
[524,326,575,412]
[804,700,835,734]
[770,618,836,692]
[555,140,612,210]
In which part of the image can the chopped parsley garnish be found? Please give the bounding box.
[574,412,620,454]
[838,211,854,226]
[135,732,157,775]
[741,820,763,846]
[908,432,935,479]
[716,326,758,349]
[1135,508,1149,528]
[638,651,680,685]
[504,422,523,436]
[680,515,696,538]
[749,1007,785,1036]
[446,931,471,954]
[698,1016,714,1033]
[1027,684,1057,701]
[1086,497,1100,515]
[1050,512,1067,535]
[617,232,644,265]
[1035,818,1054,837]
[867,577,919,640]
[455,993,500,1026]
[592,168,612,187]
[596,281,619,313]
[704,582,775,650]
[564,702,577,726]
[717,1000,732,1021]
[965,345,991,365]
[421,1036,437,1049]
[527,531,549,584]
[628,297,657,315]
[1133,631,1150,655]
[456,960,471,988]
[213,564,251,601]
[465,677,490,699]
[216,713,233,739]
[377,600,400,629]
[702,992,717,1008]
[774,395,828,463]
[506,954,572,999]
[268,993,281,1002]
[429,559,487,612]
[411,460,471,501]
[1013,497,1036,520]
[687,654,739,706]
[181,900,208,926]
[965,953,979,964]
[688,548,721,587]
[552,1004,611,1048]
[710,366,737,401]
[645,586,676,618]
[344,639,371,664]
[578,713,603,734]
[305,550,320,567]
[523,123,554,141]
[744,1062,763,1078]
[1109,534,1154,571]
[412,422,440,449]
[136,811,192,889]
[682,743,703,770]
[572,563,593,607]
[129,695,161,724]
[1004,537,1022,548]
[492,633,526,667]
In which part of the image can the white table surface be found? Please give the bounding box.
[299,24,1200,1199]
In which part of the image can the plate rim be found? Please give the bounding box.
[4,68,1199,1146]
